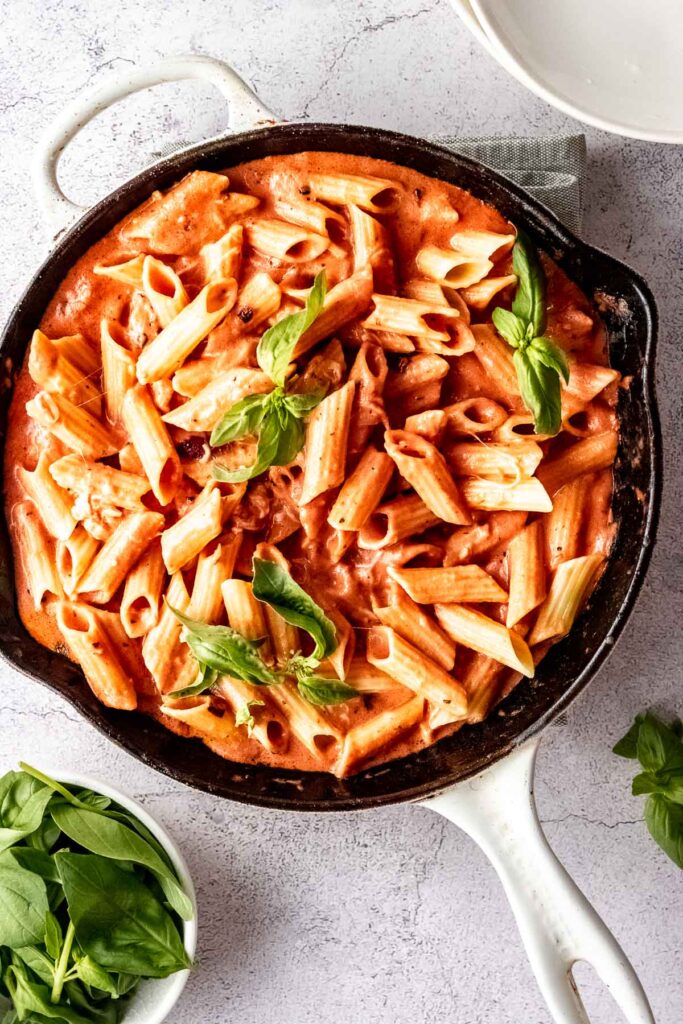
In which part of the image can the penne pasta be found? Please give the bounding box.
[12,500,63,610]
[162,367,272,433]
[388,564,508,605]
[446,441,543,481]
[161,697,237,742]
[506,521,547,627]
[57,601,137,710]
[187,531,242,623]
[445,397,509,437]
[471,323,520,399]
[544,476,590,570]
[26,391,119,460]
[141,255,189,327]
[122,384,181,505]
[142,571,190,694]
[529,554,604,646]
[101,319,136,424]
[374,584,456,671]
[50,334,100,378]
[246,219,328,263]
[327,447,393,531]
[334,695,424,777]
[348,204,395,290]
[300,381,355,505]
[295,266,374,357]
[136,279,237,384]
[49,453,149,511]
[416,244,493,289]
[17,451,76,541]
[308,172,400,213]
[435,604,534,677]
[93,254,146,287]
[384,429,470,525]
[536,432,618,497]
[358,492,439,550]
[449,228,516,259]
[362,294,460,344]
[445,511,528,566]
[28,330,101,412]
[232,272,282,331]
[215,677,290,754]
[461,476,553,513]
[267,682,341,759]
[367,626,467,717]
[76,510,164,604]
[275,197,346,240]
[201,223,244,282]
[56,525,100,596]
[460,274,518,310]
[120,539,165,638]
[161,484,224,575]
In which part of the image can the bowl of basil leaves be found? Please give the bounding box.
[0,763,196,1024]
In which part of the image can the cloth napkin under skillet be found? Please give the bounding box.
[431,133,586,233]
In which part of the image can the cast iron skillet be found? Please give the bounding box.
[0,72,659,816]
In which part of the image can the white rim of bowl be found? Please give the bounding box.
[455,0,683,143]
[26,767,197,1024]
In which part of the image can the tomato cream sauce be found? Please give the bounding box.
[4,151,618,775]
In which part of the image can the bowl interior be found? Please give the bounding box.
[0,124,661,810]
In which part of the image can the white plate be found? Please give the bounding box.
[461,0,683,142]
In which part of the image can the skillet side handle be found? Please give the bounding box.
[32,54,276,242]
[420,740,654,1024]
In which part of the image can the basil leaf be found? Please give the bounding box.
[636,713,683,774]
[171,606,279,686]
[209,392,271,448]
[43,911,62,961]
[257,271,327,386]
[613,715,645,759]
[169,662,219,700]
[282,390,325,417]
[644,794,683,870]
[0,864,49,949]
[0,773,54,854]
[4,963,93,1024]
[212,404,282,483]
[296,675,358,706]
[271,408,305,467]
[4,849,60,883]
[55,852,190,978]
[511,232,546,336]
[529,336,570,384]
[491,307,527,348]
[74,957,118,997]
[11,945,55,985]
[252,557,337,662]
[513,348,562,436]
[234,699,265,734]
[50,804,193,922]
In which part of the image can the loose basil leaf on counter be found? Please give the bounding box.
[492,233,569,436]
[55,852,191,979]
[234,699,266,735]
[170,606,280,686]
[50,804,193,921]
[252,557,337,662]
[0,863,49,949]
[614,711,683,869]
[296,675,358,707]
[257,271,327,386]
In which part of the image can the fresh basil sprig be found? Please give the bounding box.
[169,607,280,693]
[234,699,266,735]
[210,271,327,482]
[492,232,570,435]
[614,712,683,869]
[251,557,336,662]
[0,764,192,1024]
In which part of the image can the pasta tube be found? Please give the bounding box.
[506,521,547,628]
[57,601,137,710]
[384,429,470,525]
[76,510,164,604]
[529,554,604,646]
[388,564,508,605]
[434,604,534,677]
[367,626,467,717]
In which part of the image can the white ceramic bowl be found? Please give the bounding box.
[37,769,197,1024]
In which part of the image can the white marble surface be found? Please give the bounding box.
[1,2,682,1022]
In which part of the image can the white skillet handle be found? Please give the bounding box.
[421,740,654,1024]
[32,54,276,241]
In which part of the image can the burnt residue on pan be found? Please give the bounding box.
[0,124,661,811]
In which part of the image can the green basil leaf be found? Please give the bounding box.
[0,774,54,854]
[212,405,282,483]
[11,945,55,986]
[491,307,527,348]
[170,606,279,686]
[296,675,358,707]
[282,390,325,417]
[209,392,271,448]
[644,794,683,870]
[529,336,570,384]
[0,864,49,949]
[17,765,90,812]
[55,852,190,978]
[43,911,62,961]
[271,409,305,468]
[636,713,683,773]
[72,792,111,812]
[74,957,118,997]
[169,662,219,700]
[257,271,327,386]
[513,348,562,436]
[632,771,660,796]
[252,557,337,662]
[511,232,546,336]
[613,715,645,758]
[4,849,60,884]
[234,699,266,735]
[50,804,193,922]
[4,963,94,1024]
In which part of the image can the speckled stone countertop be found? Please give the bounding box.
[1,2,681,1022]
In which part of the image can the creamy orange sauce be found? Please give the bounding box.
[4,151,618,775]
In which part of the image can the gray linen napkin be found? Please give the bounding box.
[430,133,586,233]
